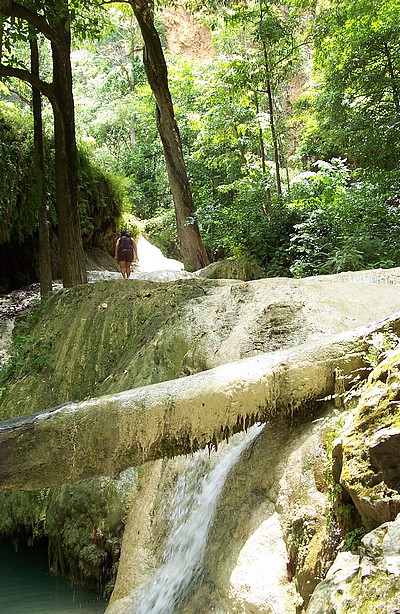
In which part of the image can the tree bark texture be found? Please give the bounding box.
[49,10,87,287]
[0,0,87,288]
[30,36,52,296]
[130,0,210,271]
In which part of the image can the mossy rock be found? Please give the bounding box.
[0,278,220,419]
[197,258,266,281]
[336,347,400,530]
[306,516,400,613]
[0,472,135,597]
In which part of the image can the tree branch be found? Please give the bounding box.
[0,0,54,41]
[0,63,55,103]
[9,85,31,106]
[270,35,313,73]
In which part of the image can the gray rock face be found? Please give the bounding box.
[306,514,400,614]
[2,265,400,611]
[333,349,400,531]
[369,428,400,492]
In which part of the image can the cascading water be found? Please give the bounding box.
[132,423,264,614]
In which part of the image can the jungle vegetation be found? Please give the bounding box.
[1,0,400,290]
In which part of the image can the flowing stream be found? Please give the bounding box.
[133,423,264,614]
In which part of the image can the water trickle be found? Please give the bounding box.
[133,423,264,614]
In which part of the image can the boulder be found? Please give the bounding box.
[306,514,400,613]
[196,257,266,280]
[334,349,400,530]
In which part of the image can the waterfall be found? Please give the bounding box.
[133,424,265,614]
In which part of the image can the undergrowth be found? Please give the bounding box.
[0,300,54,402]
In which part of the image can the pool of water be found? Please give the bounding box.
[0,540,107,613]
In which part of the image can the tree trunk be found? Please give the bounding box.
[30,36,52,297]
[263,43,282,197]
[50,17,87,287]
[254,89,270,214]
[0,0,87,288]
[129,0,210,271]
[384,42,400,115]
[254,90,266,175]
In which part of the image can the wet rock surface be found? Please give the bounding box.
[1,264,400,612]
[306,514,400,614]
[0,284,44,369]
[334,349,400,531]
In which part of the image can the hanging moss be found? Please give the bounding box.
[0,106,39,244]
[0,103,126,291]
[0,472,136,597]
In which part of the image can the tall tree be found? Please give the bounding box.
[30,33,52,296]
[311,0,400,169]
[254,0,312,195]
[126,0,210,270]
[197,0,312,197]
[0,0,87,287]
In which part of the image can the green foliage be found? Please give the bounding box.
[194,153,400,278]
[69,0,108,41]
[4,0,400,276]
[71,8,171,219]
[287,160,400,277]
[365,331,400,368]
[0,103,126,257]
[342,526,367,552]
[77,142,127,251]
[306,0,400,170]
[0,103,39,243]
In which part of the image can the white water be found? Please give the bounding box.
[133,424,264,614]
[88,237,193,284]
[136,237,184,273]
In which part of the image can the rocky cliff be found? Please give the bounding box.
[0,264,400,610]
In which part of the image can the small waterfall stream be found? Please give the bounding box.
[133,424,265,614]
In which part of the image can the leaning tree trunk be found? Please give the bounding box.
[130,0,210,271]
[50,24,87,287]
[30,36,52,296]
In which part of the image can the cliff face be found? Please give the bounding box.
[161,4,213,61]
[108,347,400,614]
[1,266,400,610]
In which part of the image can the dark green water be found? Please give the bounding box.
[0,541,107,613]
